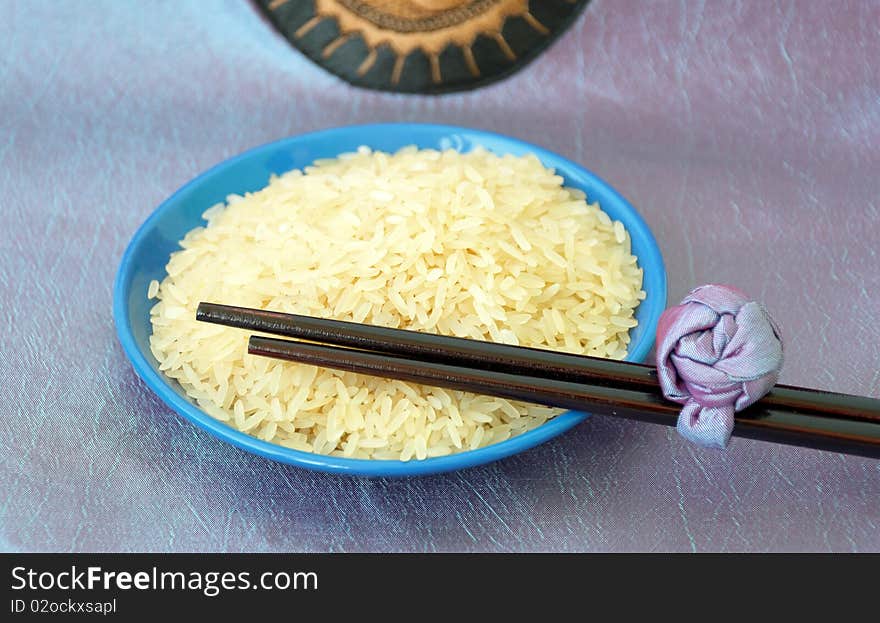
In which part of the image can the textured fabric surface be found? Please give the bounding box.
[2,0,879,552]
[656,284,784,448]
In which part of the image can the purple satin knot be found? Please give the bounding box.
[656,284,783,449]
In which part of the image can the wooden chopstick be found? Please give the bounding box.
[196,302,880,424]
[248,335,880,459]
[196,302,656,387]
[194,302,880,457]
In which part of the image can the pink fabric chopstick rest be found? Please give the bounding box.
[655,285,784,449]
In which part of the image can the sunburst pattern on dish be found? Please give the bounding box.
[270,0,567,85]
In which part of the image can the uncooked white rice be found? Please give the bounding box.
[148,146,644,460]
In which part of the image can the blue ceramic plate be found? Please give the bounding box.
[114,123,667,476]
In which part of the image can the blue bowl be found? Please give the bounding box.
[114,123,667,477]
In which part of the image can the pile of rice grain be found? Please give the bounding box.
[148,146,644,460]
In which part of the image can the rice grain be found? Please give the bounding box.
[149,147,643,460]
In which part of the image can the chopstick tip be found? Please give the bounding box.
[195,301,211,321]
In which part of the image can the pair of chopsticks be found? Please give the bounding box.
[196,302,880,459]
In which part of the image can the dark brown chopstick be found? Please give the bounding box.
[197,302,880,424]
[248,335,880,459]
[197,302,656,387]
[248,335,677,420]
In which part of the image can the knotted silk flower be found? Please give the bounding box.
[656,285,784,448]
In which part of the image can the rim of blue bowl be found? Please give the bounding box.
[113,123,667,477]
